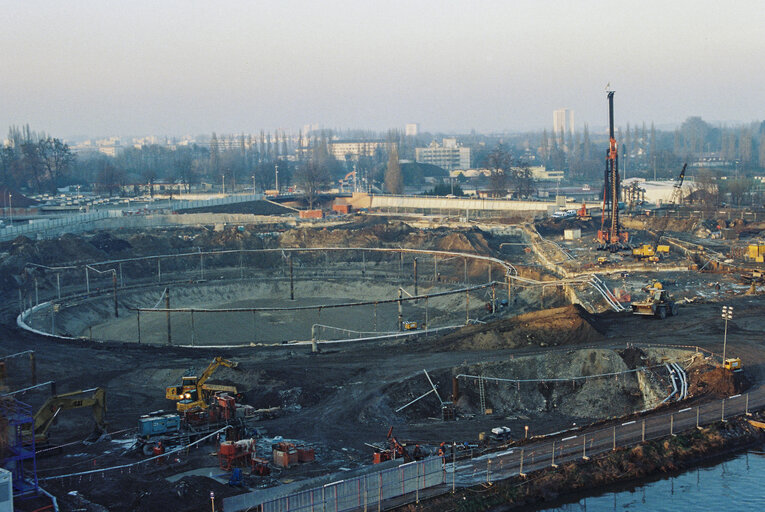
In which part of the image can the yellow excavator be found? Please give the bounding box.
[165,356,240,412]
[22,387,108,445]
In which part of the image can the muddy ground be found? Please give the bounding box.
[2,220,765,511]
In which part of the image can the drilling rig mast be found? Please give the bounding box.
[598,90,629,250]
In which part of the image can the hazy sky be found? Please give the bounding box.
[2,0,764,139]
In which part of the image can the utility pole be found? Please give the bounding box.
[165,287,171,345]
[721,306,733,364]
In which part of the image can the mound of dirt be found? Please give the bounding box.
[688,366,751,398]
[438,304,604,351]
[89,232,133,254]
[536,217,597,236]
[57,473,243,512]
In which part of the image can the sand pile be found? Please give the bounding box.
[688,366,751,398]
[438,305,604,351]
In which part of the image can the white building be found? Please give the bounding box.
[405,123,420,136]
[329,140,389,161]
[415,138,471,171]
[553,108,575,137]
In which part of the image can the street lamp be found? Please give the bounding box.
[8,193,12,223]
[252,175,256,193]
[222,175,225,195]
[275,164,279,192]
[721,306,733,364]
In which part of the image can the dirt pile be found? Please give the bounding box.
[278,221,493,255]
[688,366,751,397]
[438,305,604,351]
[536,217,598,236]
[621,216,699,234]
[54,473,244,512]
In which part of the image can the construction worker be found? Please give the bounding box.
[437,442,446,458]
[413,444,423,461]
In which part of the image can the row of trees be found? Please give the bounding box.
[1,125,75,193]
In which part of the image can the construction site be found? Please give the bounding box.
[2,99,765,512]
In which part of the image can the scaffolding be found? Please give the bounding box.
[0,397,38,499]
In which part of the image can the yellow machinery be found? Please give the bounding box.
[723,358,742,372]
[632,244,656,258]
[165,356,239,412]
[23,387,107,445]
[631,282,678,319]
[403,321,418,330]
[744,244,765,263]
[634,164,686,261]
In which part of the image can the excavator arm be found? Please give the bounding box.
[196,357,239,392]
[167,357,240,412]
[26,387,107,444]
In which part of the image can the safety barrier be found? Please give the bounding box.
[223,457,444,512]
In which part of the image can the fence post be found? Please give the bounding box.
[416,462,419,504]
[551,441,557,468]
[137,310,141,344]
[671,414,675,436]
[612,426,616,450]
[642,419,645,442]
[582,435,589,460]
[721,398,726,422]
[452,442,456,492]
[191,311,195,347]
[696,406,701,429]
[746,393,751,416]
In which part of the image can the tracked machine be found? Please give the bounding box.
[598,90,629,251]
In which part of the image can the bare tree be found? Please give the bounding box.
[294,160,329,209]
[487,144,512,197]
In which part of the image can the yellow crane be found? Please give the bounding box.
[165,356,240,412]
[23,387,107,445]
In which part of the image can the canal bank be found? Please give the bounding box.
[394,416,765,512]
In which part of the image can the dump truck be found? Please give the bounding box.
[631,282,678,319]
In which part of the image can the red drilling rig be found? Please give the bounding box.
[598,90,629,250]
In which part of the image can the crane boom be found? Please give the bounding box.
[653,163,687,247]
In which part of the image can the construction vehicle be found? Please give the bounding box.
[631,282,678,319]
[165,356,240,412]
[577,202,591,221]
[23,387,107,446]
[371,426,413,463]
[744,243,765,263]
[598,90,629,250]
[723,358,743,372]
[137,393,258,455]
[633,164,687,261]
[403,321,418,330]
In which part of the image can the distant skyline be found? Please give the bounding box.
[2,0,764,139]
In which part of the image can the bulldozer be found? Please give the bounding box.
[166,356,240,412]
[631,282,678,319]
[22,387,108,446]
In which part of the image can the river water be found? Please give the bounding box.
[539,445,765,511]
